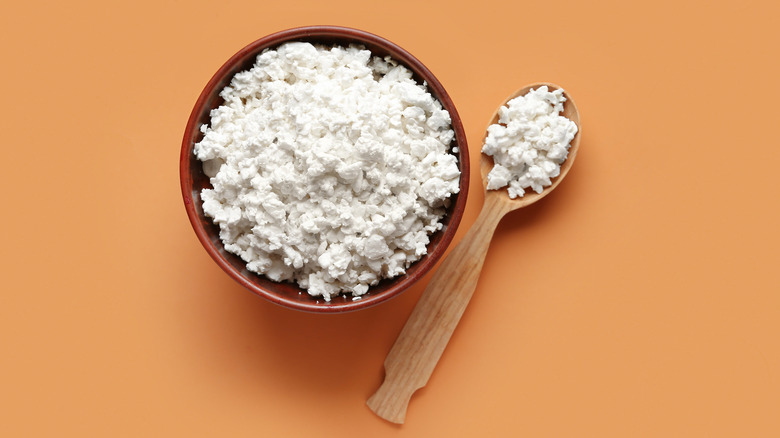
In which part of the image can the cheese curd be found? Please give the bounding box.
[194,42,460,301]
[482,86,577,198]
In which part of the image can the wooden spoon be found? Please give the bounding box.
[366,83,581,424]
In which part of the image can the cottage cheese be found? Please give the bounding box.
[482,86,577,198]
[194,42,460,301]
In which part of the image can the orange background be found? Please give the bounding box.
[2,0,779,436]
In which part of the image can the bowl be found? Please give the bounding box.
[180,26,470,313]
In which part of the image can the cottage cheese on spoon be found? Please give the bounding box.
[482,86,577,198]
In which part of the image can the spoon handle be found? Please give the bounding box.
[367,192,509,423]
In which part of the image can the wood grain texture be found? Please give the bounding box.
[367,83,581,424]
[366,191,512,423]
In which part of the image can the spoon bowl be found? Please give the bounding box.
[367,82,581,423]
[480,82,581,209]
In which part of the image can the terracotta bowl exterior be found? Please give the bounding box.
[180,26,469,313]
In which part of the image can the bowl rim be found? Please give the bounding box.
[180,25,470,313]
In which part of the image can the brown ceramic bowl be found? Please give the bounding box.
[180,26,469,313]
